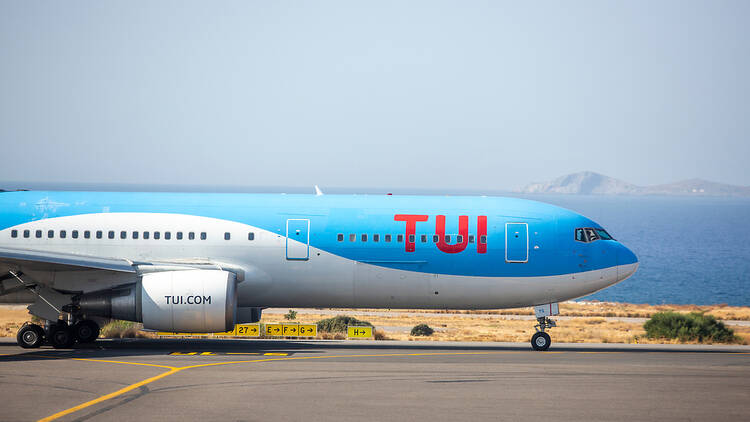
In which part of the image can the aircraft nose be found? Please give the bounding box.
[616,243,639,282]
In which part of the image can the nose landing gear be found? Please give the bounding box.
[530,303,559,351]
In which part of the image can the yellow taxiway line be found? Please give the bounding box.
[31,348,750,422]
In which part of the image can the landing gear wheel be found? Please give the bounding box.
[17,324,45,348]
[531,332,551,351]
[48,324,75,349]
[73,320,100,343]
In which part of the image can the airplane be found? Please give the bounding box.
[0,189,638,351]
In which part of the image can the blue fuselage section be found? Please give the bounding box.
[0,191,638,277]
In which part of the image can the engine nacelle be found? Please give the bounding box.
[76,269,237,333]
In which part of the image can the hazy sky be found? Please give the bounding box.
[1,1,748,191]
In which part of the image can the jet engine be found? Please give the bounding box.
[75,269,237,333]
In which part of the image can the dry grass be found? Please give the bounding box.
[337,302,750,321]
[2,303,747,345]
[269,310,749,345]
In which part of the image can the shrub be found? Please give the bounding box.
[643,311,738,343]
[373,329,391,340]
[284,309,298,320]
[100,320,140,338]
[410,324,434,336]
[316,315,373,333]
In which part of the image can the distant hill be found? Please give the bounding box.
[518,172,750,196]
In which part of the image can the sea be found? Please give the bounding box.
[3,182,749,306]
[519,194,750,307]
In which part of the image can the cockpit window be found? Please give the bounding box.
[575,227,614,243]
[595,229,614,240]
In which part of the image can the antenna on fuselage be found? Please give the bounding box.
[314,185,324,196]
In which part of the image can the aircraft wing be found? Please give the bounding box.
[0,246,137,273]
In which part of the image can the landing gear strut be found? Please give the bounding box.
[530,303,559,351]
[531,316,556,351]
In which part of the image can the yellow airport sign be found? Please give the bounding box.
[235,324,260,337]
[299,324,317,337]
[265,323,283,336]
[347,326,373,338]
[282,324,299,336]
[157,332,209,336]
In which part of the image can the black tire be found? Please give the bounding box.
[17,324,45,348]
[73,320,100,343]
[531,332,551,351]
[48,324,75,349]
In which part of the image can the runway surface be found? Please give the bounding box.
[1,338,749,422]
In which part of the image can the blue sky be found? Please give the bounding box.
[1,1,748,191]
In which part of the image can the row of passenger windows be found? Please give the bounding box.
[337,233,487,244]
[9,229,257,241]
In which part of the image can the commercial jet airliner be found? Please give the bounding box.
[0,190,637,351]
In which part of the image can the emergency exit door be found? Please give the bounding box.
[505,222,528,263]
[286,219,310,260]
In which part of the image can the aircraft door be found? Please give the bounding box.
[286,219,310,260]
[505,222,528,263]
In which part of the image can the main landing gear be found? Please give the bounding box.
[16,319,100,349]
[530,303,559,351]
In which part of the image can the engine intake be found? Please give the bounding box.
[76,269,237,333]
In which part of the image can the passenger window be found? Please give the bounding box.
[48,230,54,238]
[200,232,207,240]
[143,231,150,239]
[337,233,344,241]
[84,230,91,239]
[132,231,139,239]
[108,231,115,239]
[361,234,367,242]
[96,230,103,239]
[189,232,195,240]
[433,234,439,243]
[72,230,78,239]
[408,234,415,243]
[445,235,451,243]
[468,235,475,243]
[60,230,66,239]
[120,231,127,239]
[457,235,463,243]
[224,232,230,240]
[480,235,487,243]
[36,230,42,238]
[384,234,391,242]
[154,231,161,240]
[11,229,17,238]
[176,232,183,240]
[350,234,356,242]
[420,234,427,243]
[373,234,379,242]
[248,232,254,241]
[23,230,30,238]
[397,234,403,242]
[165,232,171,240]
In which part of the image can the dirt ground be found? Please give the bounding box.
[3,302,748,345]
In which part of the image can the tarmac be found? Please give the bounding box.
[1,338,749,422]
